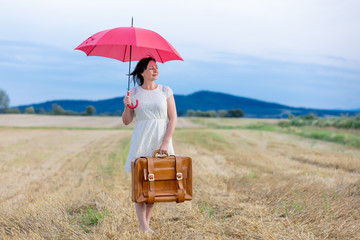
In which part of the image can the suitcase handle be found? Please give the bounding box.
[154,149,169,158]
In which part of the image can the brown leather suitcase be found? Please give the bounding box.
[131,150,192,203]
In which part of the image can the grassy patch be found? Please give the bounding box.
[188,118,208,126]
[199,201,216,219]
[99,136,131,173]
[276,125,360,148]
[241,123,360,148]
[247,170,258,179]
[286,127,360,148]
[188,118,360,148]
[97,136,131,188]
[243,124,279,131]
[69,205,108,233]
[274,194,307,218]
[287,115,360,129]
[187,118,239,128]
[118,137,132,166]
[174,130,230,151]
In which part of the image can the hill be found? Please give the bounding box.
[15,90,359,118]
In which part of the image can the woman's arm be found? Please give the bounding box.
[159,95,177,154]
[122,94,134,125]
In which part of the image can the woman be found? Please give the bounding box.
[122,57,177,233]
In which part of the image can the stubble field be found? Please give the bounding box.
[0,115,359,239]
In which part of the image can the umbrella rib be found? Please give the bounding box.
[156,49,164,63]
[123,45,128,62]
[86,45,97,57]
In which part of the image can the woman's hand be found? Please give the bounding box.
[123,93,132,108]
[122,92,134,125]
[159,141,169,155]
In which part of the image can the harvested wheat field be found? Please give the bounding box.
[0,115,360,239]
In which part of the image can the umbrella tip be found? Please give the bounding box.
[131,17,133,27]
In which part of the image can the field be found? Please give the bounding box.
[1,115,360,239]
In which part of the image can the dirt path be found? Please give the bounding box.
[0,123,359,239]
[0,115,203,128]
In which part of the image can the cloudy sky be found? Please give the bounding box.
[1,0,360,110]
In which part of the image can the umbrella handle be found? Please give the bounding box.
[127,92,138,109]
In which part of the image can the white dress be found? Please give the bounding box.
[124,84,175,172]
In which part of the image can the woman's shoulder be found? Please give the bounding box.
[158,84,172,90]
[159,85,173,98]
[129,86,141,95]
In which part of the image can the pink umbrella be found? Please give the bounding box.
[75,19,183,109]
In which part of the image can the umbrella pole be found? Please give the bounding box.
[127,16,134,92]
[127,45,132,91]
[126,17,138,109]
[126,45,138,109]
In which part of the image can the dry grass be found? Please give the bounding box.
[0,116,360,239]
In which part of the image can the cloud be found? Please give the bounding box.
[1,0,359,69]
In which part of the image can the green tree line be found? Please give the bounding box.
[183,109,245,118]
[2,103,103,116]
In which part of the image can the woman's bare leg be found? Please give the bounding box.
[145,203,155,231]
[135,203,148,231]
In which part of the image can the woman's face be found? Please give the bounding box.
[141,61,159,82]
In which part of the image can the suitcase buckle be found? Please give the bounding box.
[148,174,155,181]
[176,172,183,180]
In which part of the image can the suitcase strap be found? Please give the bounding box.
[175,156,185,203]
[147,157,156,204]
[146,156,186,204]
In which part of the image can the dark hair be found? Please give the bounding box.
[130,57,156,86]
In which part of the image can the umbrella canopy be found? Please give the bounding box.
[75,27,183,63]
[75,24,183,109]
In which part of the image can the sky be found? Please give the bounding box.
[1,0,360,110]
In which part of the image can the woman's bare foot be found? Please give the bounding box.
[140,225,155,233]
[140,227,155,234]
[140,225,148,232]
